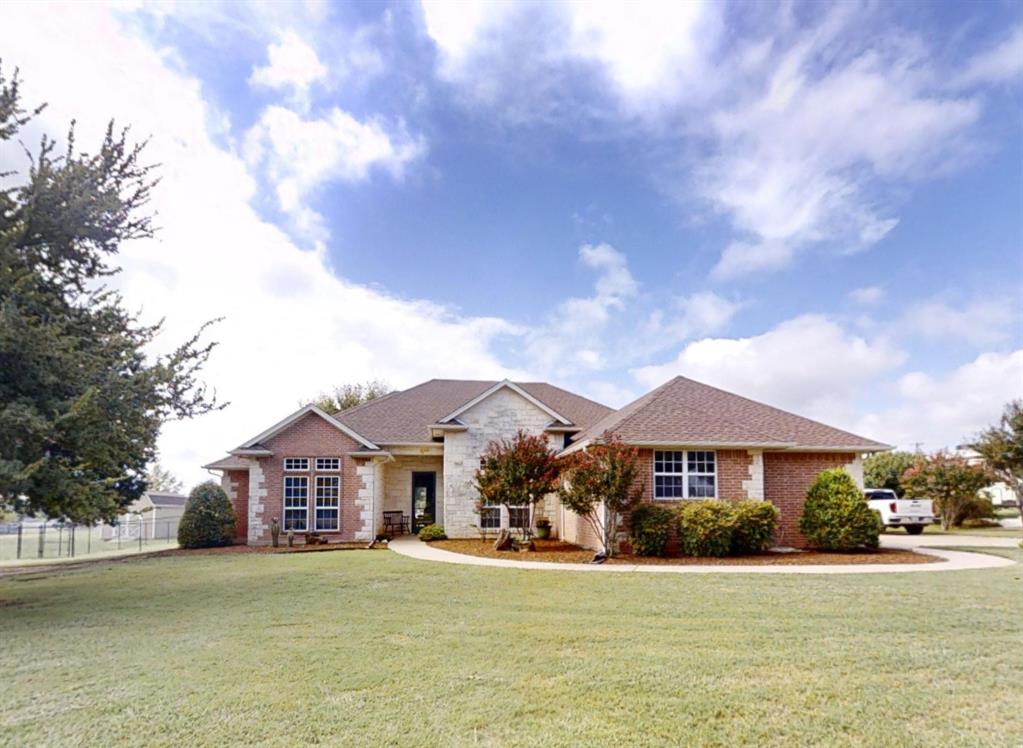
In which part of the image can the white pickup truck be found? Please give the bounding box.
[864,489,935,535]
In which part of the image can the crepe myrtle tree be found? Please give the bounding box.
[473,431,560,538]
[902,452,993,531]
[558,432,644,557]
[970,400,1023,512]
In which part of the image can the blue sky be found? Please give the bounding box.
[1,1,1021,485]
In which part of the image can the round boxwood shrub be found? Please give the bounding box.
[730,501,779,554]
[417,524,447,542]
[628,504,674,556]
[177,481,236,549]
[800,469,880,550]
[675,501,735,557]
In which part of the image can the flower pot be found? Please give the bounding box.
[535,526,551,540]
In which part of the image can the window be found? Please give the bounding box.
[479,504,500,530]
[315,476,340,531]
[653,450,716,500]
[283,476,308,530]
[508,507,530,530]
[315,457,340,472]
[284,457,309,471]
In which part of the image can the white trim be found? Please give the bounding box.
[652,449,718,501]
[237,404,377,451]
[437,380,572,426]
[315,457,341,472]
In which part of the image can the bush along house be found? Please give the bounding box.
[203,377,889,548]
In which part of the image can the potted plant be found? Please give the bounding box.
[534,516,552,540]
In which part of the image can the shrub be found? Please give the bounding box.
[800,469,880,551]
[418,524,447,542]
[675,501,735,557]
[953,495,996,526]
[177,481,236,549]
[628,504,674,556]
[730,501,779,554]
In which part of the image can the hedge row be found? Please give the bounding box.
[628,500,780,557]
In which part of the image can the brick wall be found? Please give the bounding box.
[224,469,249,543]
[252,413,364,544]
[763,451,856,547]
[632,448,753,504]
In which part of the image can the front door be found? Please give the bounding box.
[411,472,436,533]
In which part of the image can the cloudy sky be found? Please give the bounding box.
[2,0,1021,487]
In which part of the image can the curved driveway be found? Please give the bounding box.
[388,534,1017,575]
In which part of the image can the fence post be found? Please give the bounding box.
[57,525,63,557]
[138,521,143,552]
[88,524,92,555]
[38,524,45,559]
[16,522,22,560]
[70,524,75,558]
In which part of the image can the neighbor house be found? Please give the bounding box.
[203,377,889,549]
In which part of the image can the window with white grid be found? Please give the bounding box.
[315,476,340,531]
[284,457,309,471]
[653,450,716,499]
[315,457,340,472]
[283,476,309,530]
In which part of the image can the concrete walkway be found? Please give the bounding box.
[388,535,1016,575]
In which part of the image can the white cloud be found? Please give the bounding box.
[0,3,515,488]
[524,243,637,374]
[855,349,1023,451]
[951,26,1023,89]
[849,286,883,305]
[632,314,905,425]
[704,21,980,277]
[244,105,426,240]
[901,298,1015,344]
[249,30,327,95]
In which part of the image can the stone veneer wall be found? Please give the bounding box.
[442,387,559,538]
[379,454,445,531]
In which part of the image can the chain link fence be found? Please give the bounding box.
[0,514,180,564]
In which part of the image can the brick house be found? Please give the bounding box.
[203,377,888,548]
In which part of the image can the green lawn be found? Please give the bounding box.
[1,549,1021,747]
[922,523,1023,539]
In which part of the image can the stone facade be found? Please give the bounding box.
[378,453,444,532]
[442,387,560,538]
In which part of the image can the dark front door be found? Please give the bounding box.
[411,472,436,533]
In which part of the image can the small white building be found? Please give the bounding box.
[956,447,1020,507]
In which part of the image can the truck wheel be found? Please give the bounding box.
[905,525,924,535]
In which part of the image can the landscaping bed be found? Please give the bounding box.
[430,538,941,565]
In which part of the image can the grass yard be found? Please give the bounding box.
[1,549,1021,747]
[922,524,1023,539]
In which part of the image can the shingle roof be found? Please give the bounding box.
[570,376,889,451]
[334,379,613,445]
[145,492,188,507]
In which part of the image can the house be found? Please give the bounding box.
[108,491,188,541]
[955,446,1020,507]
[203,377,889,549]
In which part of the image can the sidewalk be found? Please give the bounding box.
[388,535,1016,575]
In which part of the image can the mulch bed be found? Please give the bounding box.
[431,539,942,566]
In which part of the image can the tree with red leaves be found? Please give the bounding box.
[473,430,560,537]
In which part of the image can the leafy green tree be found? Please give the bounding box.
[474,430,560,538]
[800,468,880,550]
[145,462,184,494]
[0,66,221,523]
[177,481,235,548]
[305,380,391,414]
[863,451,918,497]
[970,400,1023,508]
[558,433,643,556]
[902,452,993,530]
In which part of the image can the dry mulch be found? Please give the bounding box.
[431,539,942,566]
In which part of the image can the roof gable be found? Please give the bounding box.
[236,404,377,452]
[438,380,572,425]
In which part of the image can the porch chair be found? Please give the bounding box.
[382,511,405,536]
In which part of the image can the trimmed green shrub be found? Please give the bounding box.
[675,501,735,557]
[418,524,447,542]
[953,496,996,526]
[628,504,674,556]
[730,501,779,554]
[177,481,236,549]
[800,469,880,550]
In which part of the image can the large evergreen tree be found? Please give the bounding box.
[0,65,221,522]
